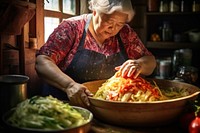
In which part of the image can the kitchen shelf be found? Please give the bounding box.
[131,0,200,81]
[146,41,200,49]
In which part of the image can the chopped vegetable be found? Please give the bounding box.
[94,71,189,102]
[94,72,164,102]
[180,99,200,133]
[189,117,200,133]
[7,95,89,130]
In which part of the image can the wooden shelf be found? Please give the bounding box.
[146,41,200,49]
[0,0,36,9]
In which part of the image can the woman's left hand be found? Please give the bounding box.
[115,59,141,79]
[65,82,93,108]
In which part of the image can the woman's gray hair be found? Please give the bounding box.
[88,0,135,22]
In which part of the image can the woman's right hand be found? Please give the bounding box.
[115,59,141,79]
[65,82,93,108]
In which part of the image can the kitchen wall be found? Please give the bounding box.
[0,0,42,97]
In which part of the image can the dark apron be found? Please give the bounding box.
[42,15,128,100]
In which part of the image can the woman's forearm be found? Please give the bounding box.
[35,55,75,91]
[137,55,156,76]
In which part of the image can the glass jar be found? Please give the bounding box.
[160,60,172,79]
[179,49,192,66]
[176,66,198,84]
[162,21,173,41]
[172,50,183,76]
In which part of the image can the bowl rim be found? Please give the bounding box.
[84,78,200,105]
[88,90,200,104]
[0,74,29,84]
[2,106,93,132]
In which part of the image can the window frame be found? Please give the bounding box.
[35,0,80,48]
[44,0,80,23]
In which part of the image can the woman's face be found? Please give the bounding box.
[92,11,128,40]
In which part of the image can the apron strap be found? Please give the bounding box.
[78,14,92,50]
[117,33,129,59]
[85,14,92,31]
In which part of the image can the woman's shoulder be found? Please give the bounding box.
[119,24,140,42]
[120,24,136,35]
[54,14,91,37]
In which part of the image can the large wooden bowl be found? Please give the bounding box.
[83,78,200,127]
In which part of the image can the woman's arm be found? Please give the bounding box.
[116,25,156,78]
[35,55,93,107]
[35,55,74,91]
[136,55,156,76]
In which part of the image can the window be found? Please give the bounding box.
[44,17,59,42]
[44,0,80,42]
[44,0,59,11]
[63,0,76,15]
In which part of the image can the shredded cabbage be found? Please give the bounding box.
[94,72,189,102]
[7,95,89,130]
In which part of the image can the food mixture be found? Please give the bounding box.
[94,72,189,102]
[7,95,89,130]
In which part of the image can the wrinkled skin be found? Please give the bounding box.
[115,59,142,79]
[65,82,93,108]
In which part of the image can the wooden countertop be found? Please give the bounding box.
[0,119,187,133]
[89,119,186,133]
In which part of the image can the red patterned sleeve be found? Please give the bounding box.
[37,17,85,65]
[119,24,153,59]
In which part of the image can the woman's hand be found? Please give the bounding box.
[65,82,93,107]
[36,55,94,108]
[115,59,141,79]
[115,56,156,78]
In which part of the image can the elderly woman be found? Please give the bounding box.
[35,0,156,107]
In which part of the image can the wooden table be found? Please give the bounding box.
[0,117,187,133]
[89,119,187,133]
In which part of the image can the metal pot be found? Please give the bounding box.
[0,75,29,120]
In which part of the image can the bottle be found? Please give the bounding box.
[170,0,179,12]
[181,0,184,12]
[159,0,169,12]
[148,0,158,12]
[192,0,200,12]
[172,50,182,76]
[159,0,164,12]
[192,0,196,12]
[162,21,173,41]
[180,0,190,12]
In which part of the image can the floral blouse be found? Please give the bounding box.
[37,14,152,72]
